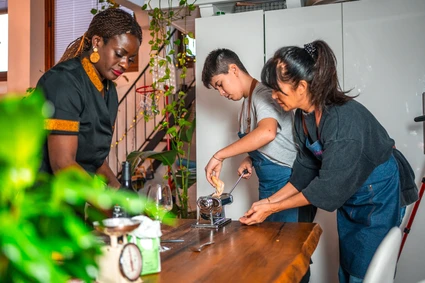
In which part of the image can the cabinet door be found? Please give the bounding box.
[195,11,264,219]
[265,6,344,283]
[343,1,425,282]
[265,4,344,85]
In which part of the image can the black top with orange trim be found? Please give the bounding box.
[37,57,118,174]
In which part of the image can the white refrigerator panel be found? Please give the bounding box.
[195,11,264,221]
[343,1,425,282]
[265,4,344,82]
[265,5,343,283]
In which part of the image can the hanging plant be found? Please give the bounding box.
[134,0,197,219]
[92,0,198,218]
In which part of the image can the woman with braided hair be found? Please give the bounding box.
[240,40,417,282]
[37,8,142,189]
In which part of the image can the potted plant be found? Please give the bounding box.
[0,91,160,282]
[127,113,196,219]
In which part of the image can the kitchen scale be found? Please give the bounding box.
[94,218,143,283]
[192,170,248,229]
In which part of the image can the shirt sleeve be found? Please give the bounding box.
[37,72,83,135]
[253,86,288,124]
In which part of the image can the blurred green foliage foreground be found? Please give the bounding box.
[0,91,165,282]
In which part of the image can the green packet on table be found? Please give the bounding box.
[128,215,162,275]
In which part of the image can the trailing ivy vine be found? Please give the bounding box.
[94,0,198,218]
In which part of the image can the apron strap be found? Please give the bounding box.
[239,78,258,134]
[301,110,322,141]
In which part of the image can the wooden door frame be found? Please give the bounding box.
[45,0,54,71]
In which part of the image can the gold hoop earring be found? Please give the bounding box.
[90,47,100,64]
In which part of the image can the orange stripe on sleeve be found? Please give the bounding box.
[45,119,79,132]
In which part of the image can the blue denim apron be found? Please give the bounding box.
[238,132,299,222]
[305,138,403,280]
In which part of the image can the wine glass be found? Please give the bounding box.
[147,183,173,252]
[147,183,173,221]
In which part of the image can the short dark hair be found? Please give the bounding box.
[202,48,249,88]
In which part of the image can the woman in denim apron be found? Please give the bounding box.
[240,40,416,282]
[303,115,404,282]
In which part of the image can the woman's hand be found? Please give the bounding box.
[238,156,253,179]
[205,154,224,187]
[96,160,120,189]
[239,201,273,225]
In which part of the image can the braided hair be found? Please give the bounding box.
[58,8,142,64]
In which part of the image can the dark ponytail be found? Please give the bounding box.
[262,40,353,111]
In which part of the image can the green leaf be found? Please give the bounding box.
[181,118,196,143]
[127,150,177,169]
[188,32,194,38]
[142,4,148,10]
[90,9,98,15]
[166,127,177,136]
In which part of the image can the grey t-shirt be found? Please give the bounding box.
[239,83,297,167]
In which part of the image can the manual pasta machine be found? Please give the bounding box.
[192,169,248,229]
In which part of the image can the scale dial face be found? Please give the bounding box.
[119,243,143,281]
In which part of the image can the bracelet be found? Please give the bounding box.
[212,155,223,162]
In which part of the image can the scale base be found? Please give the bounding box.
[97,245,143,283]
[191,217,231,229]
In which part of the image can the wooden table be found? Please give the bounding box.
[141,219,322,283]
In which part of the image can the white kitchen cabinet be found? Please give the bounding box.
[265,4,344,82]
[265,5,344,283]
[343,1,425,282]
[195,10,264,220]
